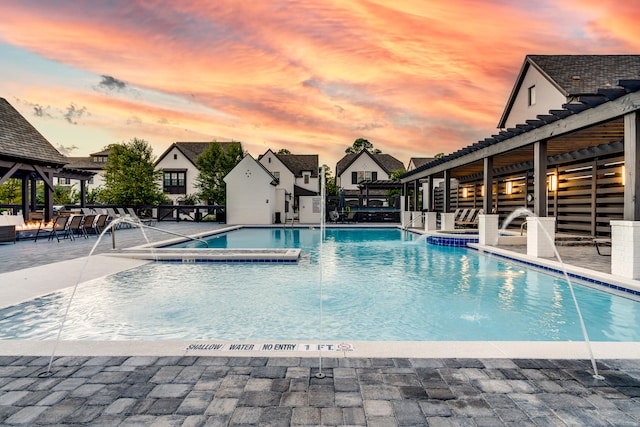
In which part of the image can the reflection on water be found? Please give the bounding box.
[1,228,639,342]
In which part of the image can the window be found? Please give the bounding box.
[304,174,309,184]
[88,177,94,185]
[58,177,71,185]
[272,171,280,180]
[163,171,186,194]
[173,154,177,160]
[351,171,377,184]
[528,85,536,106]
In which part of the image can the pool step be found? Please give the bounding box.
[107,248,301,263]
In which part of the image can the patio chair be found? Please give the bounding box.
[34,215,71,242]
[94,214,111,234]
[329,210,340,223]
[82,214,97,235]
[67,215,87,240]
[456,208,483,228]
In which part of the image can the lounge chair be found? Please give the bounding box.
[593,238,611,256]
[127,207,155,226]
[456,208,483,228]
[34,215,71,242]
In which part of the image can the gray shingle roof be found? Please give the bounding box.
[336,150,405,177]
[528,55,640,96]
[156,141,235,166]
[277,154,319,177]
[0,97,67,166]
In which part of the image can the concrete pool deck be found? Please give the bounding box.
[0,222,639,425]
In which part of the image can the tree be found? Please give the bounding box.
[0,178,21,204]
[345,138,381,154]
[276,148,291,155]
[102,138,167,206]
[320,164,337,196]
[195,141,246,204]
[434,152,445,158]
[53,185,80,205]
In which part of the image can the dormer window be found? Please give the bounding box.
[173,154,177,160]
[528,85,536,106]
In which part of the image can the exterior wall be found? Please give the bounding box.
[502,67,566,129]
[296,173,319,193]
[224,156,276,225]
[338,155,389,191]
[298,195,322,223]
[155,147,199,203]
[259,152,295,196]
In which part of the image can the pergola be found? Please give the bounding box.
[400,80,640,236]
[0,98,93,221]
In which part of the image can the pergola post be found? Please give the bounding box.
[30,176,37,212]
[624,112,640,220]
[533,140,548,217]
[483,157,493,213]
[80,179,87,207]
[412,180,418,212]
[403,182,409,212]
[21,176,29,219]
[424,176,433,211]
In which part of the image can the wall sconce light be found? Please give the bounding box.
[462,187,468,198]
[505,181,513,195]
[548,174,557,191]
[622,165,626,186]
[479,185,484,197]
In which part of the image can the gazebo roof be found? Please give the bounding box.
[0,97,67,167]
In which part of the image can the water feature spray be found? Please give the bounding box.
[499,207,604,380]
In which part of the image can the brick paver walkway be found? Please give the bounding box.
[1,356,640,426]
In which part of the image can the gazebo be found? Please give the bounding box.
[0,97,93,222]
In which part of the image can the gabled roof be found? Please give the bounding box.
[336,150,405,177]
[277,154,318,177]
[258,149,319,178]
[408,157,434,170]
[155,141,235,166]
[0,97,67,166]
[64,156,106,170]
[224,154,278,185]
[499,55,640,128]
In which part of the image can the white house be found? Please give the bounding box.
[65,148,110,192]
[257,149,319,217]
[154,141,234,203]
[335,149,404,192]
[498,55,640,129]
[224,154,278,225]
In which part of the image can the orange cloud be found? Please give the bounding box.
[1,0,638,168]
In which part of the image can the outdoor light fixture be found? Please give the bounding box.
[505,181,513,195]
[548,174,557,191]
[622,165,626,186]
[479,185,484,197]
[462,187,468,198]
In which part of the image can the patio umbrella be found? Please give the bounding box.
[338,189,346,212]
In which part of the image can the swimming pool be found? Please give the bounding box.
[1,227,640,341]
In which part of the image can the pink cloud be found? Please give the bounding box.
[1,0,638,168]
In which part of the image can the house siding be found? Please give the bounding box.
[155,146,200,203]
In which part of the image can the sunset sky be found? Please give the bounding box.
[1,0,639,170]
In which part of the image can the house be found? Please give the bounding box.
[154,141,234,203]
[335,150,404,207]
[257,149,319,216]
[498,55,640,129]
[65,148,110,192]
[223,154,278,225]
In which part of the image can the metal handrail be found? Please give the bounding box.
[113,218,209,248]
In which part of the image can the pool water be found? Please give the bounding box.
[1,227,640,341]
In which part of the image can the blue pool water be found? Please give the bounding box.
[1,227,640,341]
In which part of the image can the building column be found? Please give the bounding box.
[412,180,418,212]
[624,112,640,220]
[30,176,37,212]
[403,182,409,212]
[483,157,493,213]
[424,176,433,211]
[443,169,451,213]
[611,220,640,279]
[533,140,548,217]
